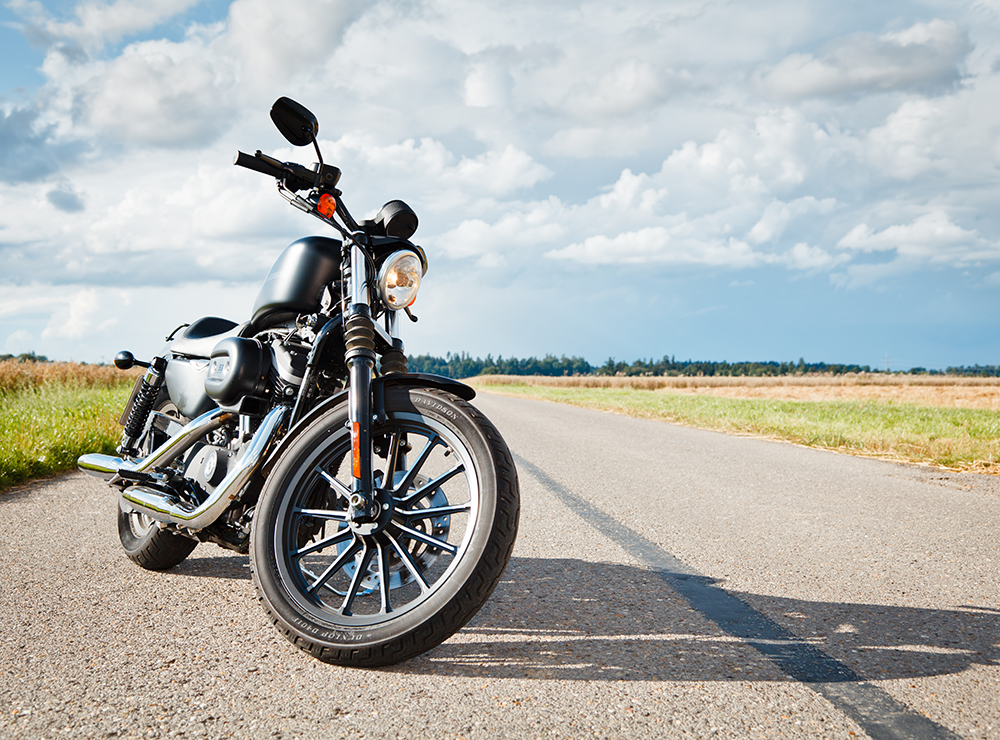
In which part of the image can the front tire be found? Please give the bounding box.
[250,387,520,667]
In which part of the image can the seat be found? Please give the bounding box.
[166,317,247,359]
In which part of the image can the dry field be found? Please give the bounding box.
[473,374,1000,410]
[0,359,139,395]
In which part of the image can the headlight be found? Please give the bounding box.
[378,250,424,310]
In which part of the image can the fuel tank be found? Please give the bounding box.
[252,236,342,329]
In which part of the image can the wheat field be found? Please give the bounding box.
[472,374,1000,410]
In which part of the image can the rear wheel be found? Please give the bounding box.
[250,387,519,666]
[117,397,198,570]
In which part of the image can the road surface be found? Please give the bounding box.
[2,392,998,739]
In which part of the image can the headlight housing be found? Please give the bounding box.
[378,250,424,310]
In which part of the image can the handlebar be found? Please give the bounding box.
[234,149,358,233]
[234,150,285,178]
[233,150,316,192]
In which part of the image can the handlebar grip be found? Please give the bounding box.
[234,150,285,178]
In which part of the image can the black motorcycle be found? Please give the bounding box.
[78,97,520,667]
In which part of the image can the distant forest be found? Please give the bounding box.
[2,351,997,377]
[409,353,1000,379]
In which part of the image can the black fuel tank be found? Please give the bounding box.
[252,236,342,329]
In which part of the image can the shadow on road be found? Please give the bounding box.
[161,551,999,684]
[395,557,1000,683]
[171,554,251,580]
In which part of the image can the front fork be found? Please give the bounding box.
[343,239,402,524]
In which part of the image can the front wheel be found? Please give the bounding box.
[250,387,520,666]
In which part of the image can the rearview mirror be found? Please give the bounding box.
[270,97,319,147]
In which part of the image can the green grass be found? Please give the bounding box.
[473,382,1000,474]
[0,383,134,492]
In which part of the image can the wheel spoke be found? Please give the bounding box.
[392,433,441,496]
[394,522,458,556]
[400,502,471,521]
[306,538,362,596]
[316,465,351,500]
[383,430,402,489]
[340,543,375,616]
[291,526,353,559]
[398,464,465,508]
[386,532,430,593]
[294,508,348,521]
[376,539,393,615]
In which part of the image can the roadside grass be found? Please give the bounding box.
[0,361,136,493]
[469,379,1000,475]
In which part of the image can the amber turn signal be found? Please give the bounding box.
[317,193,337,218]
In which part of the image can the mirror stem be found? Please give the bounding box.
[309,133,325,190]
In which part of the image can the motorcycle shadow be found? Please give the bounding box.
[171,553,251,580]
[396,557,1000,683]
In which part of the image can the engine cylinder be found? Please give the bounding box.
[204,338,272,407]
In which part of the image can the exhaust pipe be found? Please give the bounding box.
[121,406,287,530]
[78,407,234,482]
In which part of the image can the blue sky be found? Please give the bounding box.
[1,0,999,370]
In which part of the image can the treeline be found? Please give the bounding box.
[409,353,876,378]
[408,353,1000,379]
[0,352,50,363]
[940,365,1000,377]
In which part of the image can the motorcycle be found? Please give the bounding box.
[78,97,520,667]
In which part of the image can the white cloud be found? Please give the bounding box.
[10,0,202,51]
[82,37,237,147]
[748,197,837,245]
[39,289,102,340]
[837,211,1000,264]
[782,242,849,271]
[5,329,33,354]
[547,228,766,268]
[756,19,971,99]
[463,62,511,108]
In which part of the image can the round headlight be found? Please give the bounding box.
[378,250,424,310]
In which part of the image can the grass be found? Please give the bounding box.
[2,362,998,493]
[0,361,138,493]
[469,377,1000,475]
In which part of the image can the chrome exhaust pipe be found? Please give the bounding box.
[78,452,124,480]
[77,408,234,482]
[120,406,288,530]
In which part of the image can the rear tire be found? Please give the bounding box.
[118,508,198,570]
[250,387,519,666]
[116,396,198,571]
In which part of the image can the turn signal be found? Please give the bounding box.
[318,193,337,218]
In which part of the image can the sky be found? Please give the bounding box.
[1,0,999,370]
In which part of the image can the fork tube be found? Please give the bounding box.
[344,239,377,521]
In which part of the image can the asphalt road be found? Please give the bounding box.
[2,392,998,739]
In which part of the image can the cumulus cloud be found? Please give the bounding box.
[782,242,849,271]
[837,211,1000,264]
[756,19,971,99]
[81,37,237,147]
[10,0,204,51]
[2,1,1000,364]
[547,229,766,268]
[747,197,837,245]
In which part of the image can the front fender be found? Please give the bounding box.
[260,373,475,477]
